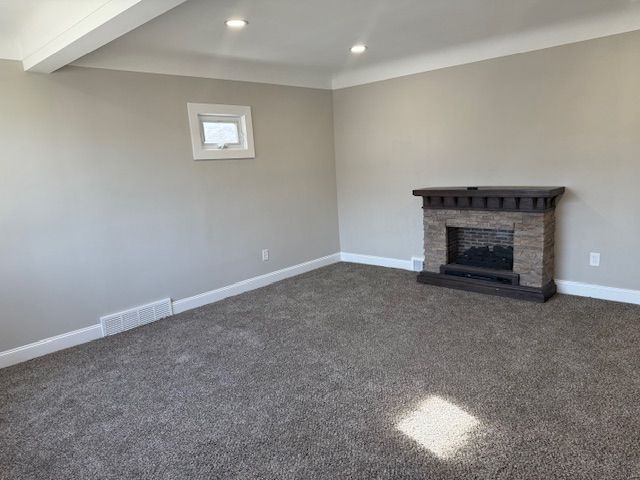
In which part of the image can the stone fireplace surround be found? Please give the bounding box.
[412,187,565,302]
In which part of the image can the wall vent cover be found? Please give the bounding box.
[100,298,173,336]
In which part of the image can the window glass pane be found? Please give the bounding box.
[201,121,240,145]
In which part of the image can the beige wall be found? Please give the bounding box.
[3,29,640,352]
[333,31,640,291]
[0,60,339,351]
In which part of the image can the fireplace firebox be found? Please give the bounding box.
[447,227,514,270]
[412,187,565,302]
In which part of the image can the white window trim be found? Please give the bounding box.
[187,103,255,160]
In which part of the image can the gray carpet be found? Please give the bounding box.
[1,263,639,479]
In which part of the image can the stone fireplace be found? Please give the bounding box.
[412,187,565,302]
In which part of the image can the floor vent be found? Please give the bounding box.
[100,298,173,337]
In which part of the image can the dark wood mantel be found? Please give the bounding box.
[412,186,565,212]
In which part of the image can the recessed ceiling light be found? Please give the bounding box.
[225,19,248,28]
[350,44,367,54]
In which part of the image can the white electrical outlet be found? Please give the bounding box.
[589,252,600,267]
[262,249,269,261]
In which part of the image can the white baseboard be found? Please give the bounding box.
[342,252,640,305]
[172,253,341,313]
[0,324,103,370]
[556,280,640,305]
[0,253,342,370]
[3,252,637,370]
[340,252,415,271]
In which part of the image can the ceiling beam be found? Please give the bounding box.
[23,0,188,73]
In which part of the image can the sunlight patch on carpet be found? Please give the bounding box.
[397,396,480,459]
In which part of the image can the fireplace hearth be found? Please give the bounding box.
[412,186,565,302]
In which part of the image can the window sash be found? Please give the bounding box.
[198,114,244,148]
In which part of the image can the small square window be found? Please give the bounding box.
[187,103,255,160]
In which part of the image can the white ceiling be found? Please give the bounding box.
[3,0,640,89]
[0,0,109,59]
[0,0,188,73]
